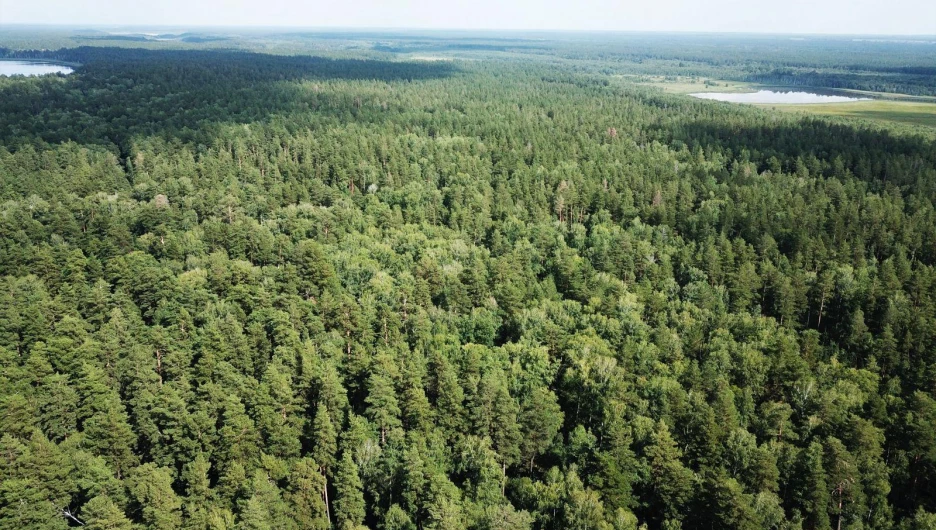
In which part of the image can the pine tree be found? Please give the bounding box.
[83,495,133,530]
[797,442,832,530]
[519,387,563,473]
[402,372,432,433]
[181,453,215,530]
[127,463,183,530]
[333,453,366,529]
[286,458,329,530]
[431,354,466,438]
[217,395,261,473]
[311,403,338,525]
[365,370,401,445]
[594,413,638,511]
[256,362,302,458]
[37,373,78,442]
[645,421,695,525]
[82,396,138,479]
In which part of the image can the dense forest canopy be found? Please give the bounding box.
[1,28,936,530]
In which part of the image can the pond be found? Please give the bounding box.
[0,60,74,76]
[690,89,869,104]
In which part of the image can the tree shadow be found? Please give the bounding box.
[651,114,936,194]
[0,47,459,152]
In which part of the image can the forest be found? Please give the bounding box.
[1,29,936,530]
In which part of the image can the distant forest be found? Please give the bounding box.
[3,31,935,95]
[1,31,936,530]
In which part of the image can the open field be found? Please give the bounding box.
[620,75,756,94]
[828,87,936,103]
[757,100,936,128]
[626,76,936,129]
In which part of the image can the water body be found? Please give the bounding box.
[0,60,74,76]
[690,90,869,104]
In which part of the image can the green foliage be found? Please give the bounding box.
[0,33,935,530]
[334,454,366,529]
[83,496,133,530]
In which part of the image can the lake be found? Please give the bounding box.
[690,89,869,104]
[0,60,74,76]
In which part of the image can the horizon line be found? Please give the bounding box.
[1,23,935,38]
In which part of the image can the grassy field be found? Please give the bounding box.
[624,76,936,130]
[818,87,936,103]
[758,100,936,129]
[620,75,756,94]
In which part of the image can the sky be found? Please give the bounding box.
[1,0,934,35]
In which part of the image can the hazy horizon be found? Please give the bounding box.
[3,23,936,38]
[1,0,934,36]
